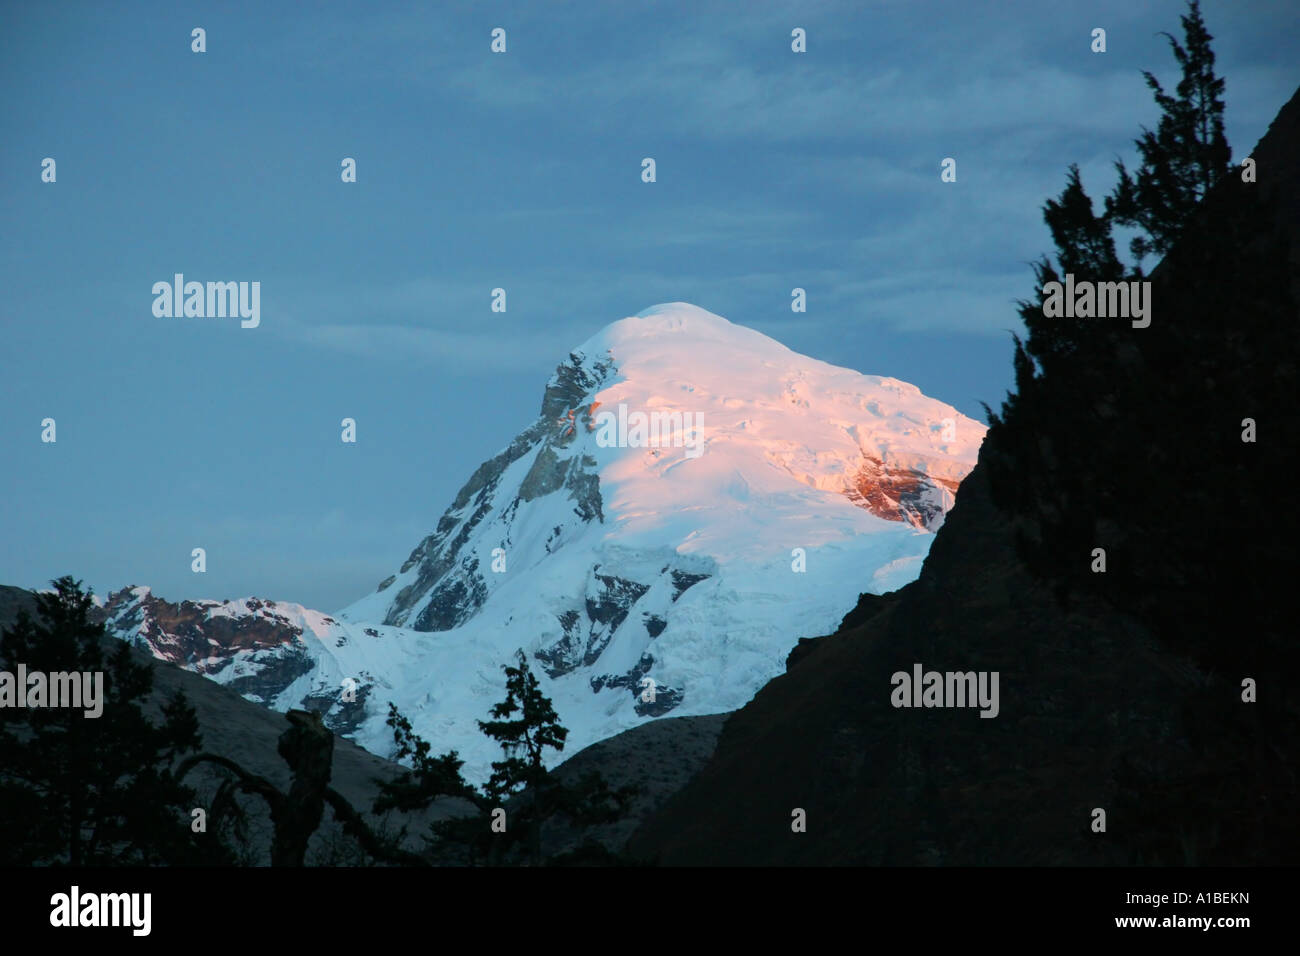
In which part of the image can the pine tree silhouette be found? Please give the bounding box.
[984,1,1297,674]
[378,649,636,865]
[0,576,235,864]
[983,0,1297,770]
[1106,1,1232,264]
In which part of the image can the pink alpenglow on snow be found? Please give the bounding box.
[109,304,987,783]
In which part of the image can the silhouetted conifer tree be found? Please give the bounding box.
[1106,1,1232,264]
[379,649,635,865]
[0,577,234,864]
[984,0,1296,680]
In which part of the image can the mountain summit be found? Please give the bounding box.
[108,304,984,781]
[345,303,982,629]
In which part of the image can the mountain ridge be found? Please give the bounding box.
[627,87,1300,866]
[102,304,986,783]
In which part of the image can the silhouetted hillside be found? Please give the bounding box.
[1,585,454,864]
[2,584,725,864]
[630,85,1300,867]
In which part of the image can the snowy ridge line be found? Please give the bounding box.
[106,304,985,782]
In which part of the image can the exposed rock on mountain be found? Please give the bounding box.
[104,304,985,783]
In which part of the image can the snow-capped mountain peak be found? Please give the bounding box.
[107,303,985,782]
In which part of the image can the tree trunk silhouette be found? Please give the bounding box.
[270,709,333,866]
[179,709,424,866]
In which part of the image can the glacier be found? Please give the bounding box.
[106,303,986,783]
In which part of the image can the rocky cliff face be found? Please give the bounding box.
[364,351,613,634]
[848,458,960,530]
[104,587,374,737]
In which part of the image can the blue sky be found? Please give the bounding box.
[1,0,1296,611]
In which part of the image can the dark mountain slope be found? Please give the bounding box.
[1,585,452,864]
[631,456,1198,865]
[629,87,1300,867]
[3,585,725,862]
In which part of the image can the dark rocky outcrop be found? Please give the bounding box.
[629,87,1300,868]
[377,352,615,632]
[847,458,961,529]
[631,441,1296,864]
